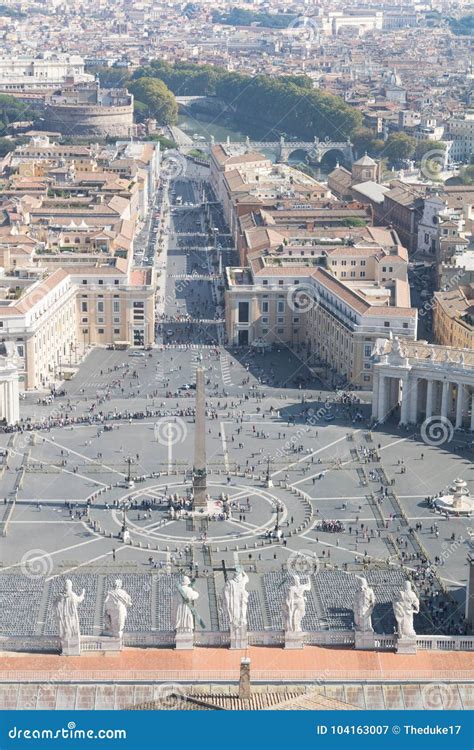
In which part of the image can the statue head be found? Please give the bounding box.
[115,579,122,589]
[292,574,300,586]
[182,575,191,586]
[65,579,73,593]
[404,581,412,592]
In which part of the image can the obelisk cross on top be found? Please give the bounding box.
[192,367,207,508]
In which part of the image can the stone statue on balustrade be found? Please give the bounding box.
[55,579,85,655]
[353,576,375,634]
[104,579,132,639]
[393,581,419,641]
[283,575,311,633]
[221,565,249,649]
[282,574,311,649]
[175,575,202,649]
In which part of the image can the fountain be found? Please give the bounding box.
[437,478,473,516]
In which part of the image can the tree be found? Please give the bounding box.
[414,140,445,161]
[0,137,15,157]
[90,66,131,89]
[457,164,474,185]
[351,127,383,157]
[129,78,178,125]
[383,133,416,165]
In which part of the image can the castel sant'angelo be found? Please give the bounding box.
[44,80,134,138]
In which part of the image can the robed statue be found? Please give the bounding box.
[221,566,249,631]
[55,579,85,642]
[104,579,132,637]
[393,581,419,638]
[353,576,375,633]
[282,575,311,632]
[176,575,200,633]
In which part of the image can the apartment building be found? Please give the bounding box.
[225,230,416,389]
[433,285,474,351]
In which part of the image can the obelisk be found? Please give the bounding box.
[192,367,207,508]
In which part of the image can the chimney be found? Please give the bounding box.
[238,657,251,700]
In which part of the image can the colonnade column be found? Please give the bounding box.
[441,381,450,419]
[377,375,387,423]
[426,379,434,419]
[400,375,410,426]
[455,383,465,429]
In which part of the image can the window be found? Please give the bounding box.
[278,280,284,286]
[114,280,119,285]
[262,317,268,323]
[341,260,347,266]
[277,317,284,324]
[98,279,104,285]
[384,321,390,327]
[262,280,268,286]
[262,301,268,313]
[364,344,372,358]
[363,375,370,382]
[133,301,144,308]
[351,260,356,266]
[403,322,408,329]
[277,301,284,313]
[238,302,249,323]
[81,317,88,323]
[113,300,120,313]
[360,271,366,278]
[277,328,284,334]
[82,280,87,285]
[81,301,87,312]
[97,301,104,313]
[98,328,104,334]
[114,328,120,334]
[360,260,366,267]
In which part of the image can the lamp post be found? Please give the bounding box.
[265,455,273,488]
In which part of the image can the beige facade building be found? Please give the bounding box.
[433,285,474,351]
[225,230,416,389]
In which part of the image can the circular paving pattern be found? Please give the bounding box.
[89,478,312,550]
